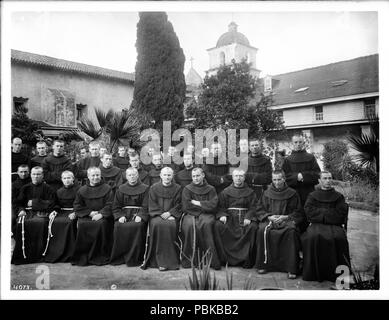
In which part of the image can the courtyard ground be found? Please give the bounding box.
[9,207,378,291]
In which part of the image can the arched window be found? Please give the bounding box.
[220,52,225,65]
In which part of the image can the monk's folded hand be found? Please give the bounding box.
[219,216,227,224]
[18,210,26,217]
[92,213,103,221]
[191,200,201,207]
[119,216,126,223]
[27,200,33,207]
[161,212,171,220]
[89,211,99,218]
[135,216,142,223]
[167,216,175,221]
[268,215,279,222]
[243,219,251,226]
[68,212,76,220]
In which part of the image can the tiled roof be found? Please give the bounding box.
[11,49,135,83]
[269,54,378,106]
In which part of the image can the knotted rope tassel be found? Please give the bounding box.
[42,214,56,256]
[20,215,27,259]
[140,223,150,269]
[263,221,272,264]
[177,213,186,263]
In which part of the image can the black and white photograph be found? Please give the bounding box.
[1,0,387,300]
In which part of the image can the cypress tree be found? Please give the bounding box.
[132,12,186,132]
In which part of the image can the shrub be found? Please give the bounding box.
[322,140,349,180]
[335,180,379,208]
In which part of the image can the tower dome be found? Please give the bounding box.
[216,22,250,47]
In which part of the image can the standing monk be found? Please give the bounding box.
[214,169,258,268]
[175,154,197,188]
[99,153,123,193]
[76,142,101,184]
[142,167,182,271]
[31,141,48,167]
[42,139,73,191]
[114,146,129,170]
[202,143,231,194]
[12,167,56,264]
[71,167,114,266]
[147,153,164,186]
[43,171,79,263]
[282,134,320,230]
[180,168,221,269]
[302,171,350,282]
[245,138,272,199]
[11,137,30,181]
[255,170,303,279]
[110,168,149,266]
[124,153,149,185]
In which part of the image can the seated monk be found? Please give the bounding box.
[302,171,350,282]
[255,170,303,279]
[180,167,221,270]
[214,169,258,268]
[12,166,56,264]
[43,170,79,263]
[141,167,182,271]
[71,167,114,266]
[110,168,149,266]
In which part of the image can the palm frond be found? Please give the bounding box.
[108,109,141,149]
[94,107,114,129]
[348,133,378,168]
[77,118,101,139]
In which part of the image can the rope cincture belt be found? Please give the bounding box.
[263,221,273,264]
[227,207,248,227]
[42,213,57,256]
[20,215,26,259]
[122,206,142,221]
[18,207,32,259]
[61,208,74,211]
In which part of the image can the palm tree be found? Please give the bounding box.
[347,115,379,174]
[68,107,142,153]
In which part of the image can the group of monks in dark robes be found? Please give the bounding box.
[11,135,351,283]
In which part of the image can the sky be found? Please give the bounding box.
[9,5,378,79]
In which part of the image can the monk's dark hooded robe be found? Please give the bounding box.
[202,157,231,194]
[99,165,123,194]
[76,156,101,183]
[180,181,220,269]
[147,165,163,186]
[110,181,149,266]
[12,177,31,233]
[282,149,321,231]
[42,154,74,191]
[71,181,114,266]
[282,150,320,204]
[175,167,196,188]
[12,181,56,264]
[31,155,47,168]
[302,188,350,282]
[255,183,303,275]
[113,156,129,170]
[214,183,258,268]
[141,182,182,270]
[245,154,272,198]
[43,182,80,263]
[121,166,149,185]
[12,151,30,181]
